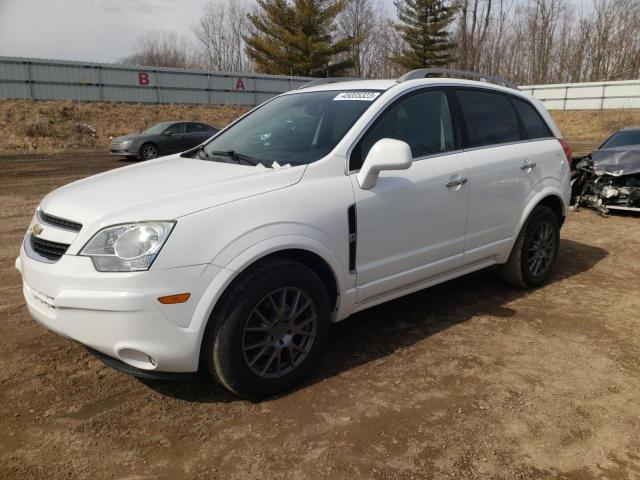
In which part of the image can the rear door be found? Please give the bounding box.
[455,88,533,264]
[511,97,565,201]
[185,122,213,148]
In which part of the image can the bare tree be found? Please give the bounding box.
[193,0,251,73]
[454,0,493,71]
[450,0,640,84]
[337,0,376,77]
[120,31,199,69]
[587,0,640,80]
[119,0,640,84]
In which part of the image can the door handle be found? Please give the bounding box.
[521,160,537,170]
[445,176,468,188]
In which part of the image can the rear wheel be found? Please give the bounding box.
[202,259,330,398]
[139,143,158,160]
[500,206,560,288]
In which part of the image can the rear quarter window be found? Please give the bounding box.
[457,89,522,148]
[512,97,553,139]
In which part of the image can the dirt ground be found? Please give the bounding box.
[1,153,639,480]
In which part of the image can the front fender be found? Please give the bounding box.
[221,234,347,287]
[186,234,349,362]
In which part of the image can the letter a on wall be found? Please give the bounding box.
[235,78,246,90]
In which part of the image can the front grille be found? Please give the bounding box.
[30,234,70,261]
[38,210,82,232]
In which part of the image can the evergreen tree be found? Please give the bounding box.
[391,0,457,70]
[245,0,354,77]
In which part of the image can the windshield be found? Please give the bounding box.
[202,90,382,165]
[600,130,640,149]
[144,123,170,134]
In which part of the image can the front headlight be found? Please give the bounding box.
[80,221,175,272]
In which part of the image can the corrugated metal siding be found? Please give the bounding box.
[0,56,311,105]
[521,80,640,110]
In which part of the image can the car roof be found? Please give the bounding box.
[290,77,523,95]
[286,78,543,108]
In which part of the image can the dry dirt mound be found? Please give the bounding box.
[552,109,640,142]
[0,100,249,155]
[1,99,639,156]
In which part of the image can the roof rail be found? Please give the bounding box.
[398,68,519,90]
[298,77,361,89]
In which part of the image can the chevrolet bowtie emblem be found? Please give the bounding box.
[32,223,43,236]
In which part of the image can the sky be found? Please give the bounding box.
[0,0,211,63]
[0,0,398,64]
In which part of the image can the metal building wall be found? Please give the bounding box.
[0,56,311,106]
[521,80,640,110]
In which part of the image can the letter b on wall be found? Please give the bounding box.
[138,72,150,85]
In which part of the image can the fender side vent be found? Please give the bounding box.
[347,204,357,273]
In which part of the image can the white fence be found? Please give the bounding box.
[521,79,640,110]
[0,56,311,106]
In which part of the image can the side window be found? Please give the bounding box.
[512,98,552,139]
[457,89,522,148]
[186,122,207,133]
[350,90,454,170]
[165,123,185,135]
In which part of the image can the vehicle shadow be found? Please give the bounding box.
[140,239,607,403]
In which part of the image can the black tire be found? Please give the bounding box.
[202,259,330,398]
[500,206,560,288]
[139,143,158,160]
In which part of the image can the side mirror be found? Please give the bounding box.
[357,138,413,190]
[162,130,173,136]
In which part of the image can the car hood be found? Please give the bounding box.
[592,146,640,176]
[111,134,145,143]
[40,154,306,227]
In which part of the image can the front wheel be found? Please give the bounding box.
[139,143,158,160]
[500,206,560,288]
[202,259,330,398]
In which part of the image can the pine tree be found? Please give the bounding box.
[391,0,457,70]
[245,0,355,77]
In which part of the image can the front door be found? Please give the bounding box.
[162,122,188,153]
[348,89,470,303]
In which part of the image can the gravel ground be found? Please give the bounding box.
[1,153,639,480]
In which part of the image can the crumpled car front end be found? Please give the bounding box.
[571,146,640,216]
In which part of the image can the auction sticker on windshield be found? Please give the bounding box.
[333,92,381,101]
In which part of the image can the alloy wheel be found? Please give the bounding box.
[526,221,556,278]
[141,144,158,160]
[242,287,318,379]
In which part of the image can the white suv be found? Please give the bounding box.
[16,70,572,397]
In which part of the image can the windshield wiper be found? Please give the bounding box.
[208,150,261,166]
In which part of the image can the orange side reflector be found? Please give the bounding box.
[158,293,191,304]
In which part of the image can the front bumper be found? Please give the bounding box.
[109,143,136,156]
[16,246,222,373]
